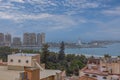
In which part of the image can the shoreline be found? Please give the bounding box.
[73,53,118,58]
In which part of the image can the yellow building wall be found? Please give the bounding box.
[40,76,55,80]
[25,68,40,80]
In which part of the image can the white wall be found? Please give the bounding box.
[0,70,20,80]
[97,76,107,80]
[8,55,32,67]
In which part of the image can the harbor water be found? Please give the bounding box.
[49,43,120,56]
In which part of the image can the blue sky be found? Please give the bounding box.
[0,0,120,42]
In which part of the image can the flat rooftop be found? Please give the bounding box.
[9,53,39,57]
[82,65,108,76]
[0,66,24,80]
[0,66,62,80]
[79,76,97,80]
[40,69,61,79]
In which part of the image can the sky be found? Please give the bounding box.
[0,0,120,42]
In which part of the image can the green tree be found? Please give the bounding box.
[40,43,50,68]
[104,54,111,59]
[58,41,65,61]
[48,52,58,63]
[0,46,12,62]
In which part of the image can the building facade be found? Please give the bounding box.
[41,33,45,44]
[23,33,36,46]
[4,33,11,46]
[8,53,40,70]
[12,37,21,46]
[0,52,65,80]
[0,33,4,46]
[37,33,45,46]
[79,57,120,80]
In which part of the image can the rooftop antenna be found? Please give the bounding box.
[19,49,21,53]
[19,49,24,56]
[78,37,82,45]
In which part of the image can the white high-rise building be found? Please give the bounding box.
[12,37,21,46]
[23,33,36,46]
[37,33,45,46]
[4,33,12,46]
[0,33,4,46]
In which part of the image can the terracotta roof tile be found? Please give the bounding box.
[79,76,97,80]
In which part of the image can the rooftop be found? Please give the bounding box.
[81,63,108,76]
[25,67,40,71]
[79,76,97,80]
[81,57,120,77]
[40,69,61,79]
[83,67,108,76]
[0,66,62,80]
[9,53,39,57]
[0,66,23,80]
[101,57,120,63]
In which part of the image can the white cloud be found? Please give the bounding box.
[10,0,25,3]
[28,0,44,3]
[0,11,53,21]
[39,15,78,31]
[26,0,57,6]
[102,7,120,16]
[0,5,11,9]
[0,10,81,31]
[63,0,100,9]
[81,2,99,8]
[0,12,13,19]
[92,18,120,39]
[0,2,13,9]
[23,13,53,19]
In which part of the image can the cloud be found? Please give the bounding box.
[0,11,53,21]
[81,2,99,8]
[31,15,79,31]
[0,10,82,32]
[0,0,119,40]
[10,0,25,3]
[102,7,120,16]
[88,18,120,39]
[0,0,109,17]
[63,0,100,9]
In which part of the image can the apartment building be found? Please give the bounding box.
[37,33,45,46]
[0,33,4,46]
[12,37,21,46]
[23,33,36,46]
[4,33,12,46]
[79,57,120,80]
[0,53,65,80]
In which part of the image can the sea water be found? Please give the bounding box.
[49,43,120,56]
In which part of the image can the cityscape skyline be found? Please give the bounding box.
[0,0,120,41]
[0,32,45,47]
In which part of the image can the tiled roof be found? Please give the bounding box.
[79,76,97,80]
[0,62,7,66]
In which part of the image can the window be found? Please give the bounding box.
[103,76,107,79]
[92,75,97,77]
[26,60,29,63]
[18,59,21,63]
[102,66,106,68]
[85,74,89,76]
[10,59,13,62]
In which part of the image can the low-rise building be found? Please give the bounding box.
[79,57,120,80]
[79,76,97,80]
[8,53,40,70]
[0,53,65,80]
